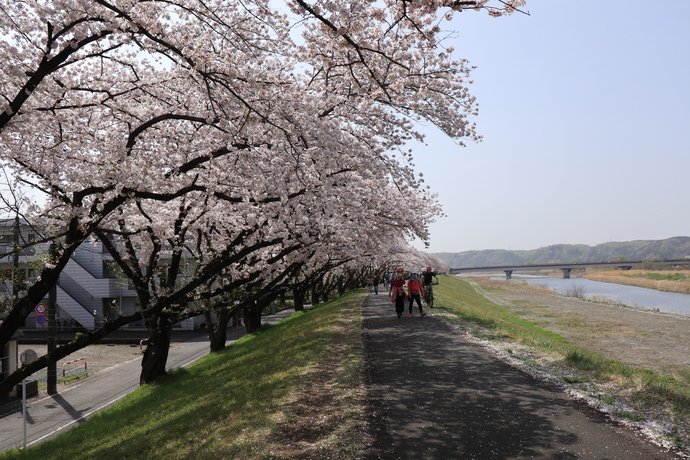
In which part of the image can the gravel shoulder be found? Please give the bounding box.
[18,343,144,374]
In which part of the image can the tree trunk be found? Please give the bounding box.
[243,301,263,334]
[293,287,306,311]
[140,312,174,384]
[311,285,319,305]
[208,309,231,352]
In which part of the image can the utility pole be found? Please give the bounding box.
[11,213,19,300]
[47,242,57,395]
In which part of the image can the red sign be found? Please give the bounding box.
[35,303,47,314]
[35,314,46,325]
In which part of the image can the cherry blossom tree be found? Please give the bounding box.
[0,0,526,392]
[94,195,305,383]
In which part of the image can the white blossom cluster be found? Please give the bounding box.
[0,0,523,382]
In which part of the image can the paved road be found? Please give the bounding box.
[360,293,682,459]
[0,308,297,453]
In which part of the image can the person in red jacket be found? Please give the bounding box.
[407,271,426,317]
[389,268,407,318]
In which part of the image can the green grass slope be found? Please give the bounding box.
[2,291,367,460]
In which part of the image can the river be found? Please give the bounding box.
[472,274,690,316]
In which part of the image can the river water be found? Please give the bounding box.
[473,274,690,317]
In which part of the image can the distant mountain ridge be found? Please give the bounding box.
[434,237,690,269]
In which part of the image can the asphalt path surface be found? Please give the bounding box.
[0,309,296,453]
[361,292,682,459]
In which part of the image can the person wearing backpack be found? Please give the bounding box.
[389,268,407,318]
[407,271,426,317]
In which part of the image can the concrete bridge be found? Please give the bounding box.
[450,259,690,279]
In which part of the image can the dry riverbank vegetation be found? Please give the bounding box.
[583,269,690,294]
[466,274,690,377]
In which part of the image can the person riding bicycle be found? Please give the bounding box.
[422,266,438,286]
[422,266,438,306]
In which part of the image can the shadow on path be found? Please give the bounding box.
[361,293,680,459]
[44,393,91,425]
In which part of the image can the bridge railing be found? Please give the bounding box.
[450,259,690,279]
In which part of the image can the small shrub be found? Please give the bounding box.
[565,349,598,370]
[564,283,586,299]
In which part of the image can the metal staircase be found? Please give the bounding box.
[55,285,95,329]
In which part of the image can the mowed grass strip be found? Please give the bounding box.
[433,274,566,348]
[2,291,367,460]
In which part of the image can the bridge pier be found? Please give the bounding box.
[561,268,571,279]
[504,270,513,280]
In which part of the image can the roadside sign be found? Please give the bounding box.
[20,349,37,364]
[35,303,47,314]
[35,314,46,325]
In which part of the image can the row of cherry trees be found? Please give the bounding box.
[0,0,524,393]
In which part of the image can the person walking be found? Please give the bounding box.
[372,274,380,295]
[407,271,425,317]
[389,268,407,318]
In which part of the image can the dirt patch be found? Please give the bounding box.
[468,276,690,377]
[269,302,367,459]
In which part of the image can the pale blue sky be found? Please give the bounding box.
[412,0,690,253]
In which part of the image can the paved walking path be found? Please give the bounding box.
[360,293,681,459]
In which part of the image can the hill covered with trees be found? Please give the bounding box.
[435,237,690,269]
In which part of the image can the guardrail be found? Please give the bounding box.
[62,357,87,377]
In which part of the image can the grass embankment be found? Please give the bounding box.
[433,275,690,447]
[584,269,690,294]
[7,276,690,456]
[2,292,367,460]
